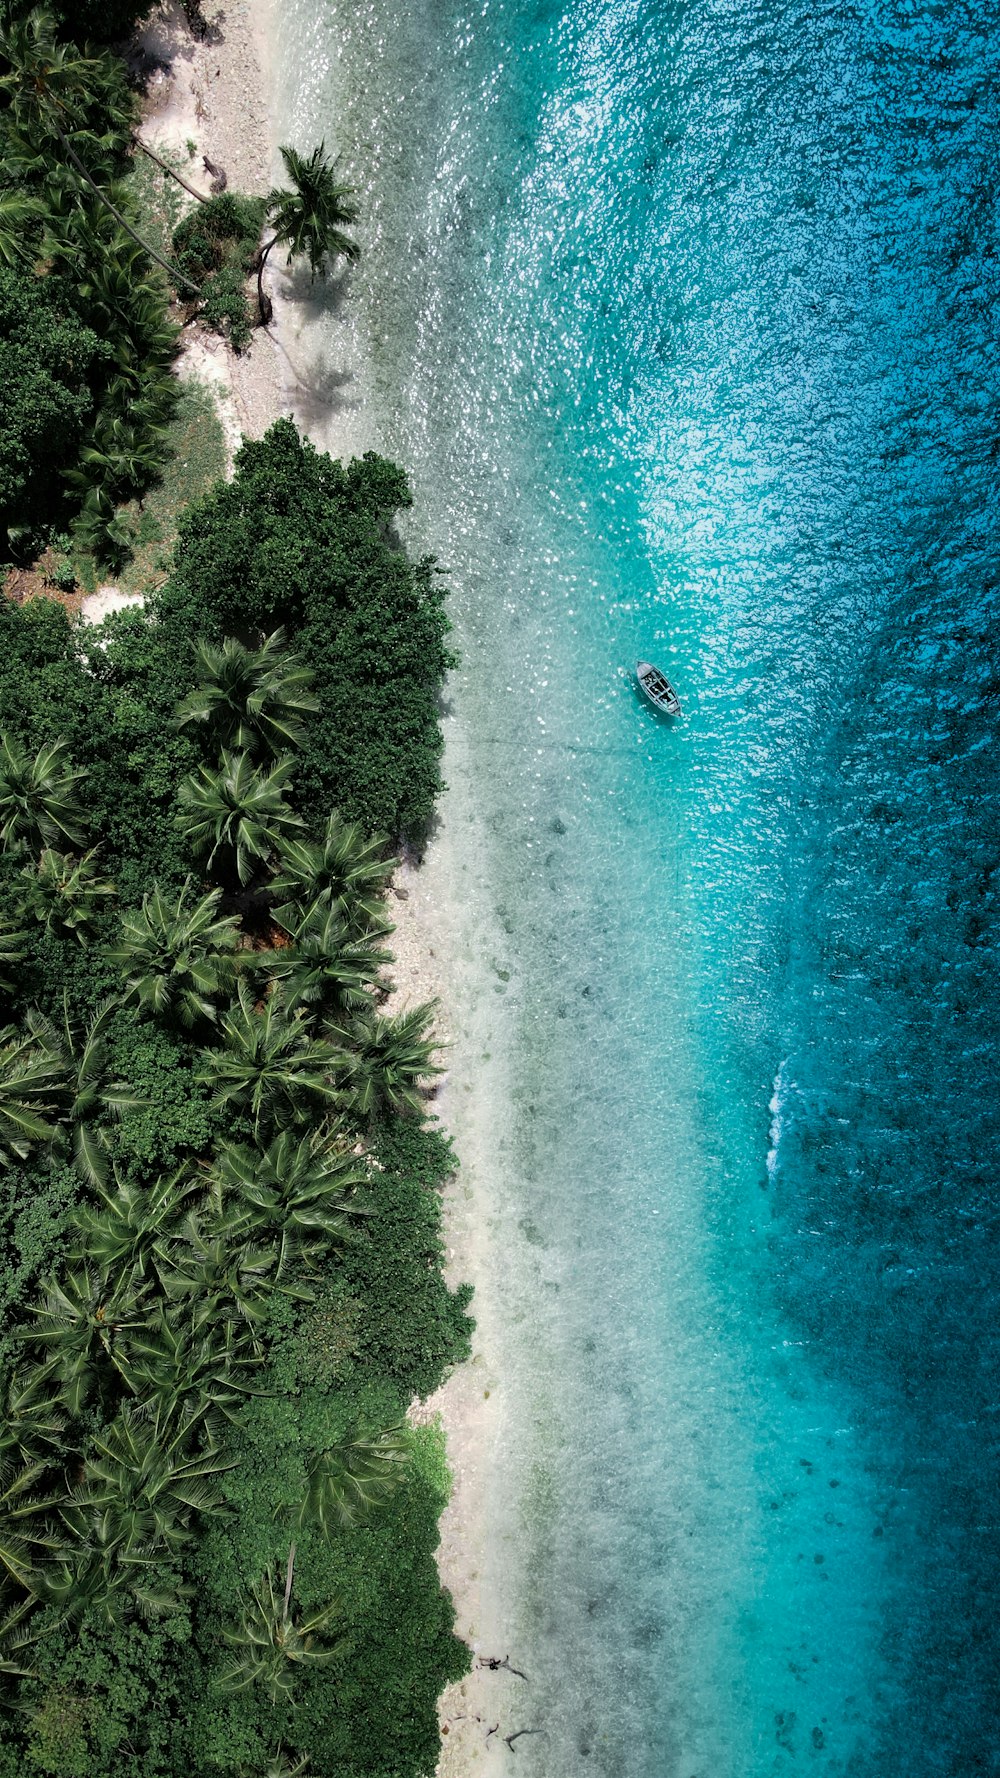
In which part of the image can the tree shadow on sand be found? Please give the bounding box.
[280,354,360,434]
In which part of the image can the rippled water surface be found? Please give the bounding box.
[273,1,1000,1771]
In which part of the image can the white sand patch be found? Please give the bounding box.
[80,588,146,624]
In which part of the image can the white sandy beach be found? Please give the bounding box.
[134,5,515,1767]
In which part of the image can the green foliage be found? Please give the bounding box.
[0,8,178,560]
[0,266,106,540]
[337,1120,474,1400]
[172,193,266,354]
[112,878,240,1029]
[159,420,454,841]
[272,812,396,934]
[198,984,341,1140]
[26,848,116,944]
[174,630,318,759]
[0,385,467,1771]
[0,733,89,855]
[177,750,303,886]
[264,143,360,279]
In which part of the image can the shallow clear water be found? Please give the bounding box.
[272,1,1000,1771]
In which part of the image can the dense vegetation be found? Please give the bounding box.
[172,194,267,355]
[0,421,471,1776]
[0,6,186,565]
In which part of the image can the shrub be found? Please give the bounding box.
[0,267,107,542]
[158,420,455,840]
[172,194,267,353]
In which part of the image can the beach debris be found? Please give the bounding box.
[203,153,228,194]
[503,1728,545,1752]
[477,1654,528,1681]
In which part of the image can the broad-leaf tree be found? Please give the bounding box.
[177,751,303,886]
[174,630,319,757]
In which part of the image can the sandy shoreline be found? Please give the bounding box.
[137,6,511,1769]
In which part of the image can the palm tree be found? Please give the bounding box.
[324,1003,442,1121]
[197,983,340,1139]
[174,631,319,758]
[272,813,396,935]
[69,1408,233,1559]
[27,997,141,1187]
[239,1753,310,1778]
[256,142,360,325]
[297,1423,408,1535]
[116,1304,259,1434]
[0,1369,65,1469]
[72,1165,196,1285]
[0,188,44,267]
[37,1511,185,1626]
[0,912,30,998]
[25,848,116,944]
[29,1263,147,1417]
[0,735,89,855]
[0,1596,42,1689]
[0,8,200,295]
[264,900,391,1021]
[0,1457,62,1591]
[212,1127,371,1274]
[0,1025,63,1167]
[112,878,241,1028]
[218,1544,346,1706]
[157,1212,281,1346]
[177,751,303,886]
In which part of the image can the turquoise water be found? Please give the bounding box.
[272,1,1000,1771]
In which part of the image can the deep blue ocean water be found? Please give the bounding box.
[275,0,1000,1770]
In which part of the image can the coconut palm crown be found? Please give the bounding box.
[264,899,392,1021]
[174,631,319,758]
[256,142,360,322]
[26,846,116,944]
[0,734,89,855]
[177,751,303,886]
[211,1125,371,1273]
[0,1024,63,1167]
[197,982,341,1140]
[27,996,141,1187]
[324,1003,442,1121]
[112,878,241,1028]
[272,813,396,934]
[219,1544,345,1706]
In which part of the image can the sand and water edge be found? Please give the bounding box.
[138,5,515,1769]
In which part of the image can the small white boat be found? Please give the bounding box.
[636,659,682,716]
